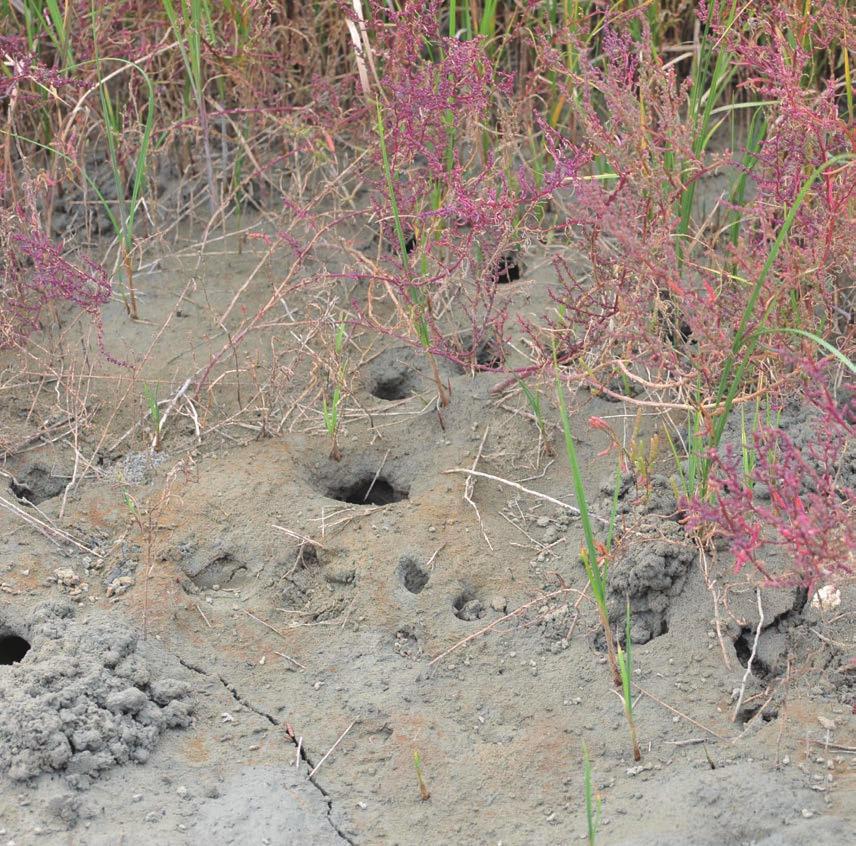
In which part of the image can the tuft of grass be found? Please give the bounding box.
[556,376,621,688]
[374,96,449,408]
[143,384,162,452]
[91,56,155,320]
[700,153,855,495]
[518,380,554,456]
[582,744,600,846]
[616,601,641,762]
[321,321,348,462]
[412,748,431,801]
[161,0,219,217]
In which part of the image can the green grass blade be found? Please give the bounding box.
[556,378,603,601]
[754,328,855,374]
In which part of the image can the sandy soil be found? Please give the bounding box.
[1,224,854,845]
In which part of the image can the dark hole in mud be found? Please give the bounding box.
[327,475,409,506]
[372,373,416,401]
[297,543,319,569]
[668,321,693,346]
[658,290,693,347]
[397,556,429,594]
[9,481,36,504]
[453,588,484,621]
[734,626,772,679]
[8,466,66,505]
[0,634,31,665]
[492,252,522,285]
[735,704,779,725]
[475,339,502,371]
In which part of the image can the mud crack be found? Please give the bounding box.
[177,656,355,845]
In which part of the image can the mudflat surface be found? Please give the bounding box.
[1,227,854,845]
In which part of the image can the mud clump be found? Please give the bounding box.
[453,588,485,621]
[0,601,194,788]
[601,475,696,644]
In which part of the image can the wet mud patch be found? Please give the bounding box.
[601,476,696,644]
[170,539,253,592]
[397,554,430,594]
[186,552,249,591]
[606,527,694,643]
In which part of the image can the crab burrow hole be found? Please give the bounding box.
[397,555,430,594]
[491,251,523,285]
[371,371,418,401]
[453,587,485,621]
[320,459,410,507]
[0,621,31,665]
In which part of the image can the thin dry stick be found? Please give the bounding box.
[244,609,293,640]
[698,543,731,670]
[274,650,308,671]
[443,468,610,526]
[272,525,327,549]
[464,427,493,551]
[308,719,357,779]
[429,586,583,667]
[633,683,733,741]
[363,449,391,502]
[732,589,764,722]
[153,376,193,449]
[0,494,102,556]
[196,604,213,628]
[425,543,445,570]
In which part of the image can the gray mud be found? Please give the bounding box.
[1,228,853,845]
[0,601,194,787]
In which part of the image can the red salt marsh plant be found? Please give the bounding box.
[686,360,855,592]
[0,176,111,350]
[1,1,853,601]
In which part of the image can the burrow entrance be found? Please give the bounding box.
[457,333,503,371]
[9,465,66,505]
[397,555,429,594]
[371,372,418,401]
[453,587,485,621]
[326,474,409,506]
[491,252,523,285]
[476,340,502,370]
[0,633,31,665]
